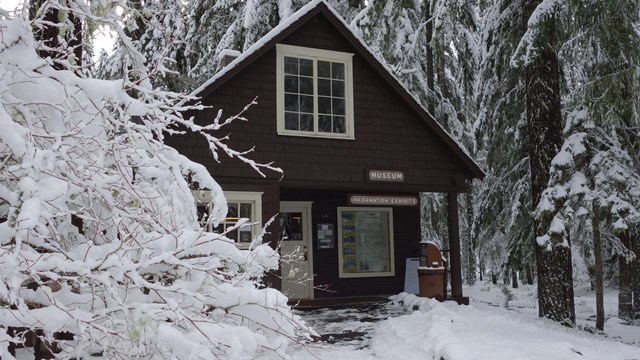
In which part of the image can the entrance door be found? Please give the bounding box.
[279,201,313,299]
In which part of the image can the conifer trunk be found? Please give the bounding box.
[424,1,435,117]
[526,267,534,285]
[525,0,575,325]
[618,231,634,322]
[465,183,477,285]
[592,200,604,330]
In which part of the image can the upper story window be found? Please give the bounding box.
[276,44,354,140]
[195,191,263,247]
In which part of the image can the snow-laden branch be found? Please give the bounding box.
[0,4,303,359]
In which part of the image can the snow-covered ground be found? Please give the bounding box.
[263,283,640,360]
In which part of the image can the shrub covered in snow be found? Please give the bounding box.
[0,3,306,359]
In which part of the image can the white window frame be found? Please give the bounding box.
[337,207,395,278]
[276,44,355,140]
[194,190,263,248]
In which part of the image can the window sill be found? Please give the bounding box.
[277,130,355,140]
[339,271,396,278]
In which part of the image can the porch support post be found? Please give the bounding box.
[447,192,463,298]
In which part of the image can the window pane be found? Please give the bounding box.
[319,115,332,132]
[300,114,313,131]
[239,225,252,243]
[333,116,345,133]
[284,57,298,75]
[318,96,331,114]
[227,203,238,221]
[285,94,298,111]
[300,95,314,113]
[318,60,331,78]
[299,58,313,76]
[284,75,298,93]
[285,112,299,130]
[240,203,252,219]
[332,98,345,115]
[227,228,238,242]
[299,77,313,95]
[280,51,351,137]
[332,79,345,97]
[280,212,303,241]
[318,78,331,96]
[332,62,345,79]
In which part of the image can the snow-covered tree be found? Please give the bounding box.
[514,0,575,325]
[98,0,191,90]
[539,0,640,325]
[101,0,308,91]
[0,1,307,358]
[353,0,429,108]
[473,0,534,284]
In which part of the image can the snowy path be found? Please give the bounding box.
[383,300,640,360]
[260,285,640,360]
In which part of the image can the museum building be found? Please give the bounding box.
[167,0,485,301]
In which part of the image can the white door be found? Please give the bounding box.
[279,201,313,299]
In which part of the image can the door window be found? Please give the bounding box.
[280,212,304,241]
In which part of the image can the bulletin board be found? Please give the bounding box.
[317,223,334,249]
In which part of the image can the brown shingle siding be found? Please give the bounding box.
[167,7,473,194]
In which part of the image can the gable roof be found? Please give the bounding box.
[192,0,485,180]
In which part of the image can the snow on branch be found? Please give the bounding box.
[0,4,302,359]
[511,0,565,67]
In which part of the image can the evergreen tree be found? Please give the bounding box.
[101,0,305,91]
[186,0,308,88]
[516,0,575,325]
[474,0,534,283]
[540,0,640,325]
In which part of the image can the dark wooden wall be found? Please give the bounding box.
[165,10,473,297]
[281,189,421,298]
[168,12,470,195]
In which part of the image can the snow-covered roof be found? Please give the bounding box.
[192,0,485,180]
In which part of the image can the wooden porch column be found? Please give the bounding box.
[447,192,463,299]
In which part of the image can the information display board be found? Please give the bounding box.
[338,207,394,277]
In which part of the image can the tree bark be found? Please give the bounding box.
[525,1,575,325]
[633,234,640,323]
[448,192,463,298]
[29,0,83,70]
[618,230,633,322]
[424,1,435,117]
[512,269,519,289]
[526,266,534,285]
[592,200,604,331]
[465,182,477,285]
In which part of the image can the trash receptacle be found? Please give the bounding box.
[417,241,446,301]
[418,267,445,300]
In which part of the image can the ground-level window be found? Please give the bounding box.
[337,207,395,278]
[195,191,263,247]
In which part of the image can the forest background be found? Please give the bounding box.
[98,0,640,327]
[3,0,639,336]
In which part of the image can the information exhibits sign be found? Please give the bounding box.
[349,195,418,206]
